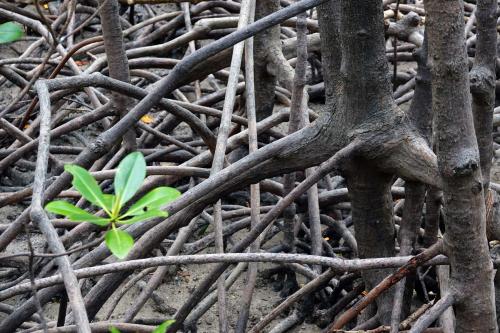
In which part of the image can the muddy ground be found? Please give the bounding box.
[0,38,323,332]
[0,5,499,333]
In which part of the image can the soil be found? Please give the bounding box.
[0,5,498,333]
[0,39,321,331]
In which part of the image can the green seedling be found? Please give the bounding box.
[0,22,24,44]
[110,320,175,333]
[45,152,180,259]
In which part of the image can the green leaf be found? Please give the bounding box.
[114,152,146,209]
[0,22,24,44]
[45,201,110,226]
[45,200,89,217]
[105,228,134,259]
[117,210,167,225]
[65,165,110,215]
[152,320,175,333]
[66,214,110,226]
[102,194,116,213]
[109,327,121,333]
[122,187,180,217]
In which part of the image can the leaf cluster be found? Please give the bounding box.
[45,152,180,259]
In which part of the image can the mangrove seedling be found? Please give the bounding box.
[45,152,180,259]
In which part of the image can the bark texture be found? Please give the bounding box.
[0,1,452,331]
[254,0,280,121]
[425,0,497,331]
[336,0,400,323]
[471,0,497,189]
[98,0,136,150]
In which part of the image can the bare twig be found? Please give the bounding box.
[31,81,91,332]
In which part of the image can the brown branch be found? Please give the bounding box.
[32,81,91,331]
[328,241,443,331]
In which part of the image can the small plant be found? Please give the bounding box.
[0,22,24,44]
[109,320,175,333]
[45,152,180,259]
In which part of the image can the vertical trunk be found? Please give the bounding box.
[337,0,397,324]
[390,183,425,326]
[98,0,136,151]
[391,33,432,331]
[471,0,497,189]
[317,0,341,105]
[282,10,309,257]
[407,33,433,145]
[422,187,441,247]
[471,0,499,326]
[424,0,497,331]
[346,166,395,324]
[254,0,281,121]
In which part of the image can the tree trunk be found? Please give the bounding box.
[471,0,497,190]
[334,0,401,324]
[425,0,497,331]
[346,166,396,324]
[254,0,280,121]
[98,0,136,151]
[0,2,444,330]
